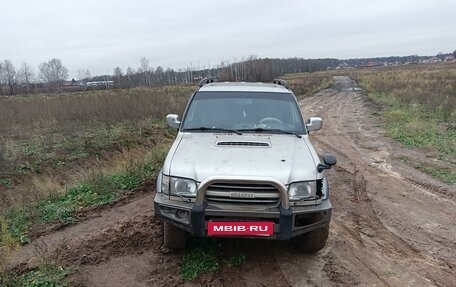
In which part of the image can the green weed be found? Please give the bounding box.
[0,216,19,272]
[415,164,456,185]
[181,239,221,280]
[223,253,246,267]
[2,144,169,244]
[0,177,11,187]
[4,208,31,244]
[180,239,248,280]
[1,263,74,287]
[3,121,168,180]
[368,92,455,160]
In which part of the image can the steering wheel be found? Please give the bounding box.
[256,117,284,127]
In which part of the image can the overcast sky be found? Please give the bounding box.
[1,0,455,78]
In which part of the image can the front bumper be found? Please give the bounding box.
[155,194,331,239]
[154,175,332,240]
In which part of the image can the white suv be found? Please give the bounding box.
[154,78,336,253]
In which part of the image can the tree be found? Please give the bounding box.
[39,58,69,90]
[77,68,91,82]
[140,57,150,86]
[1,60,16,95]
[126,66,134,88]
[113,67,123,88]
[155,66,163,85]
[436,52,445,61]
[453,50,456,58]
[17,62,35,93]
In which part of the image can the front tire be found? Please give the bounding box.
[163,221,187,250]
[291,224,329,253]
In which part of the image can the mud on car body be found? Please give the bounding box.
[154,78,336,253]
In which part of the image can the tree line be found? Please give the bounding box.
[97,56,338,90]
[0,58,69,95]
[1,51,454,96]
[0,56,338,95]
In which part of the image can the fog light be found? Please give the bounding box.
[176,209,189,218]
[161,206,177,214]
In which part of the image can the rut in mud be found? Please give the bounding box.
[7,76,455,286]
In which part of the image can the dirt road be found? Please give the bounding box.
[9,76,455,286]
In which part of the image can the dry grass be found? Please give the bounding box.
[347,63,455,182]
[285,64,455,181]
[0,216,18,273]
[0,86,191,276]
[0,86,194,129]
[349,63,456,123]
[0,85,193,212]
[283,72,333,98]
[0,85,192,268]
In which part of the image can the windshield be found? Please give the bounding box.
[181,91,306,134]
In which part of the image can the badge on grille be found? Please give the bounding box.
[230,192,254,198]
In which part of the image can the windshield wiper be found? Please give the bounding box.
[238,128,302,138]
[184,127,242,135]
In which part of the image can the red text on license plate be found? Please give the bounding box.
[208,221,274,236]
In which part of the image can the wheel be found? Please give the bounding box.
[291,224,329,253]
[163,221,187,250]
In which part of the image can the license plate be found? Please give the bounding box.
[208,221,274,236]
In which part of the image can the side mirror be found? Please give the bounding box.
[317,154,337,172]
[166,114,181,129]
[306,117,323,132]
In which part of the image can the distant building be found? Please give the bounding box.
[337,62,349,69]
[86,81,114,87]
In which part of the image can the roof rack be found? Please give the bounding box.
[199,77,217,87]
[272,79,289,89]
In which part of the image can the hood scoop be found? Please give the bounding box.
[215,141,271,147]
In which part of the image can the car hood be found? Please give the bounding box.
[166,132,319,184]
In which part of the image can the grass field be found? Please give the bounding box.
[350,63,456,122]
[284,72,333,98]
[0,85,193,278]
[0,86,194,209]
[349,63,456,183]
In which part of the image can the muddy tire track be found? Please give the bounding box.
[300,76,456,286]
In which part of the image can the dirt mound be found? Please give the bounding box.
[58,211,160,266]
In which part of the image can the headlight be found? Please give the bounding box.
[288,181,317,201]
[161,175,197,197]
[170,177,197,196]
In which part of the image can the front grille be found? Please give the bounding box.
[205,182,281,207]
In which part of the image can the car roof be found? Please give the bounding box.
[198,82,291,93]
